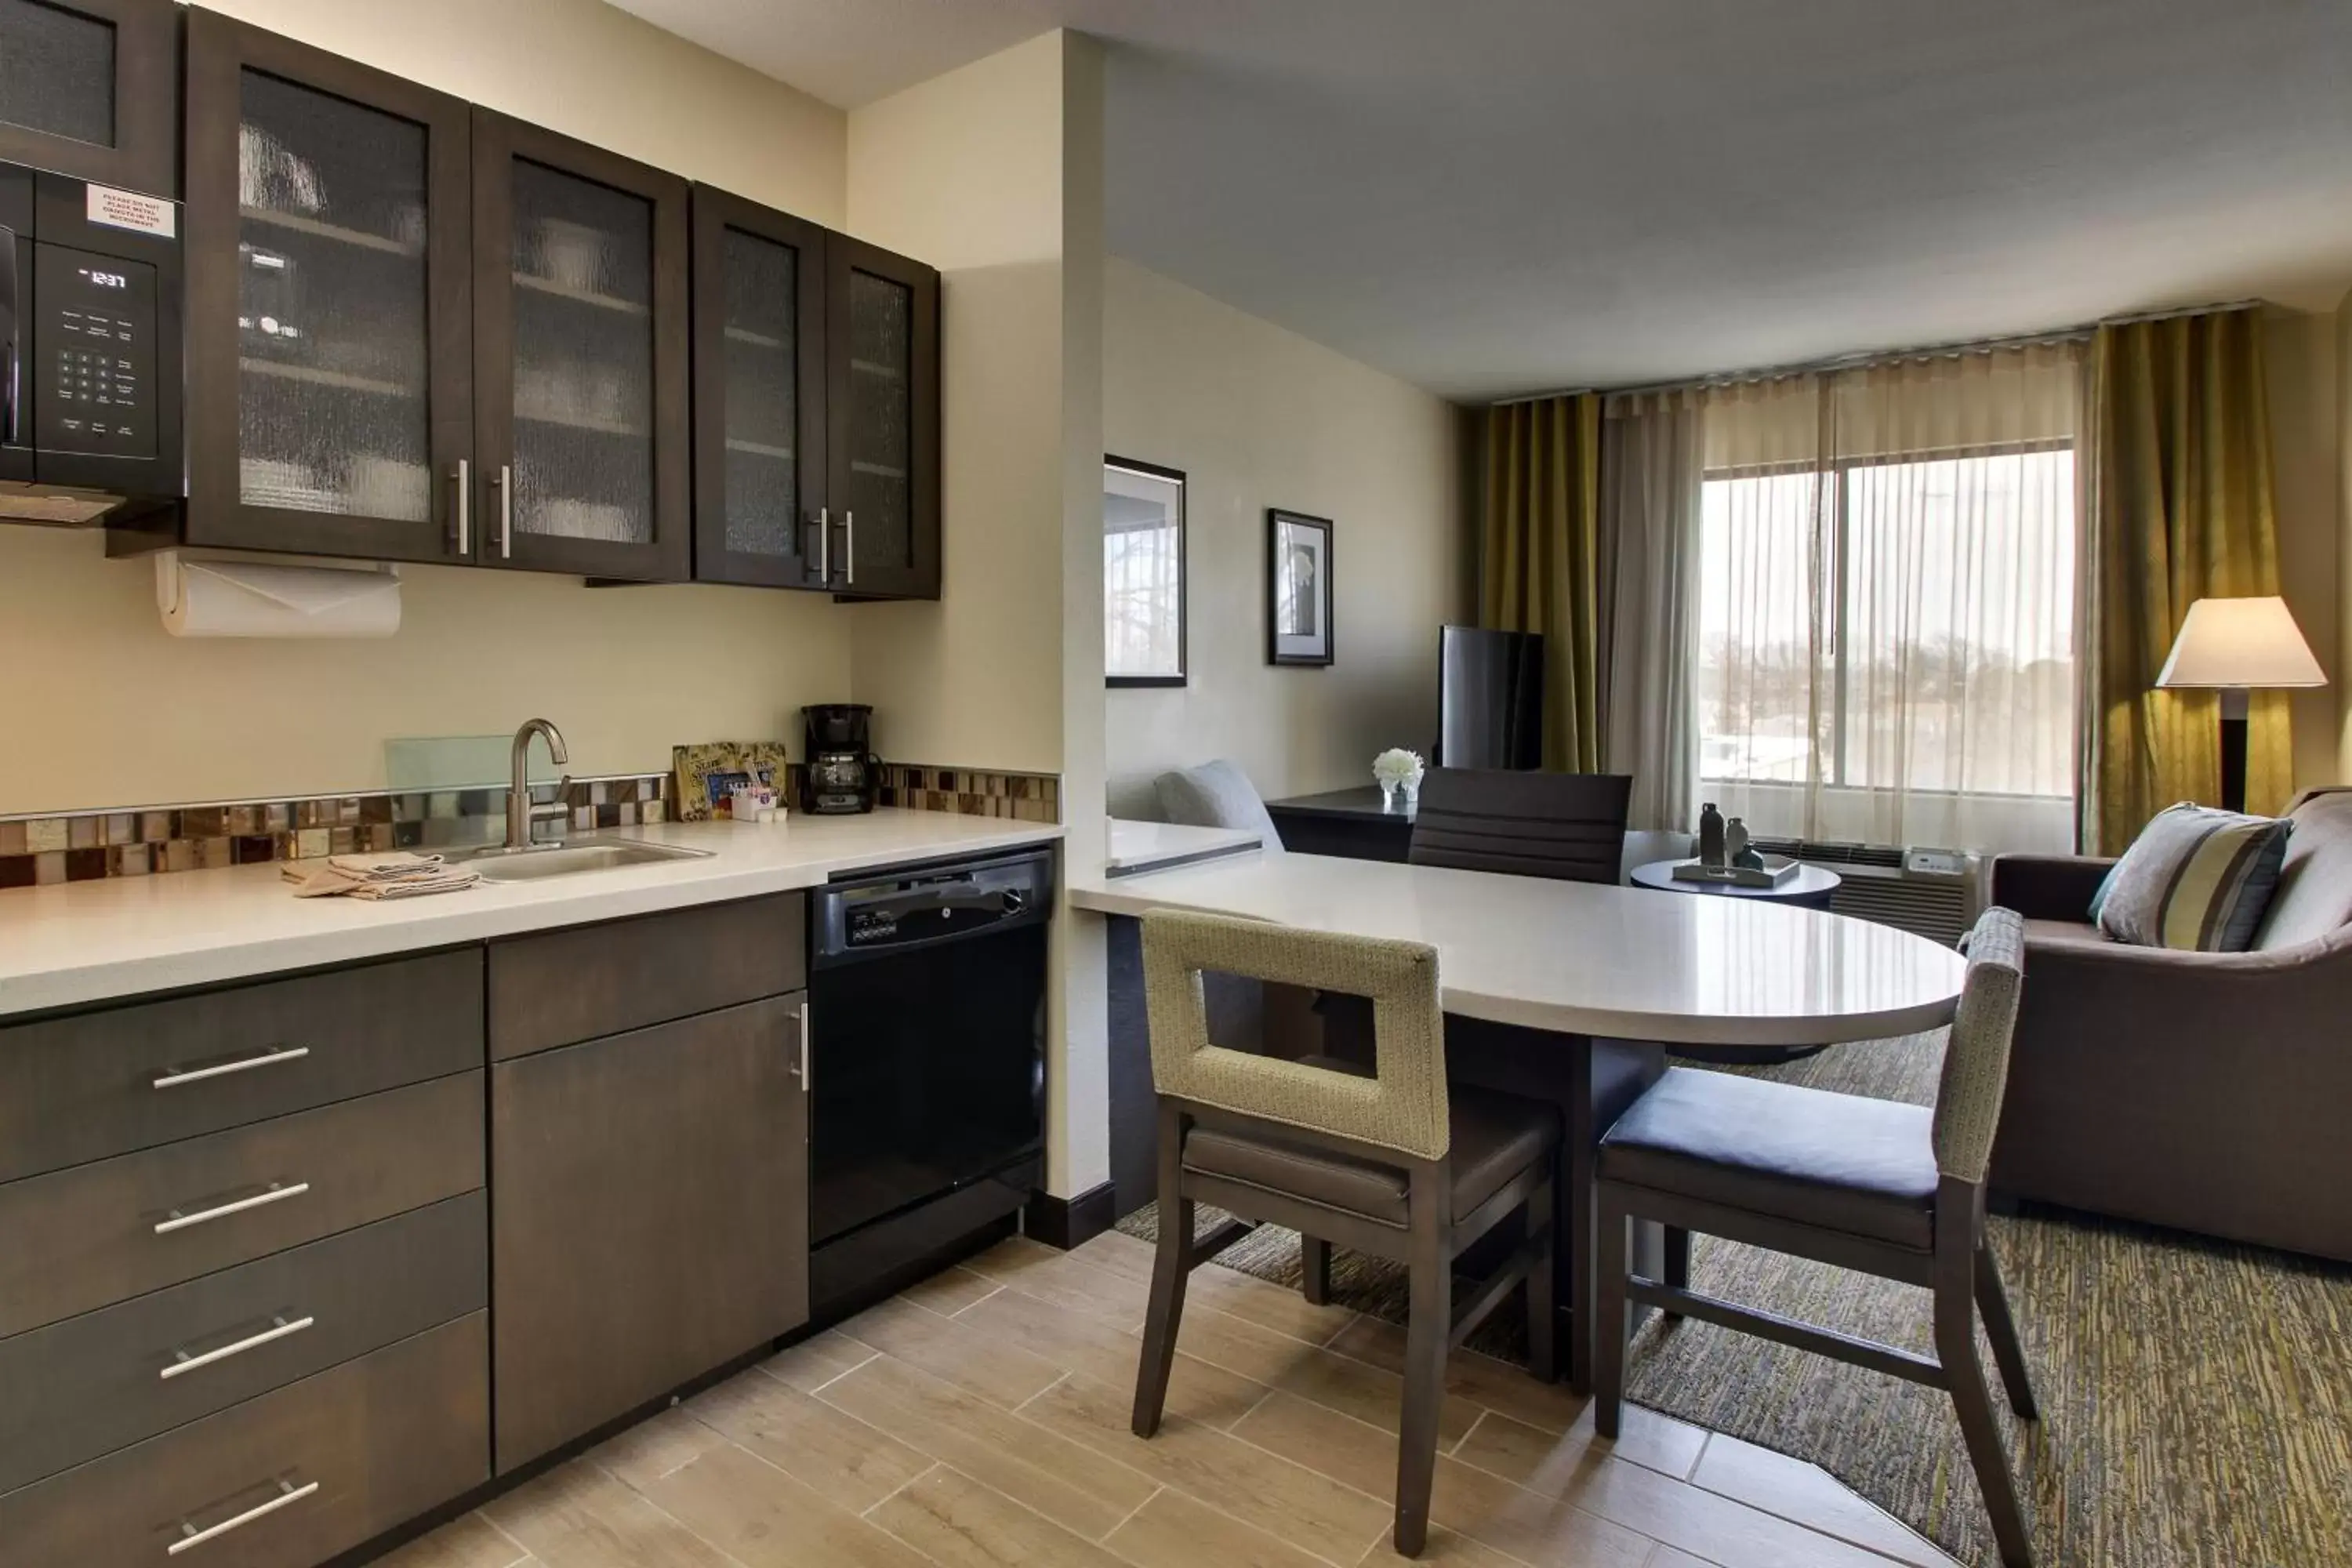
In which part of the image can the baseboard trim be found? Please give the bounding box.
[1024,1181,1117,1250]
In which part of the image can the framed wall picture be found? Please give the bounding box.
[1267,509,1334,666]
[1104,456,1187,687]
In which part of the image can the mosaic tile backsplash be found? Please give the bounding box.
[0,763,1060,891]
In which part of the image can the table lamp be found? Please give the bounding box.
[2154,596,2328,812]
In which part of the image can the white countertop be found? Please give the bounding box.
[1069,851,1965,1047]
[1105,818,1265,876]
[0,810,1062,1018]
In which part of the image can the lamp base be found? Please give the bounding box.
[2220,688,2249,815]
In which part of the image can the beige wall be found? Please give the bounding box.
[1102,259,1468,817]
[0,0,854,814]
[2265,306,2342,792]
[844,32,1111,1198]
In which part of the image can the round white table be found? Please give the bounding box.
[1629,856,1842,911]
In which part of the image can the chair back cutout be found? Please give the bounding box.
[1933,906,2027,1184]
[1140,910,1450,1160]
[1410,768,1632,884]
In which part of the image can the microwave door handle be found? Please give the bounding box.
[0,232,18,447]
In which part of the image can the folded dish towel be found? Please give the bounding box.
[285,851,480,901]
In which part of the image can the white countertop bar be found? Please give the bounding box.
[1069,851,1965,1047]
[0,811,1061,1018]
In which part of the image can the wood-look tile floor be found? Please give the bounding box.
[384,1230,1959,1568]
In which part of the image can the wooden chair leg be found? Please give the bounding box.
[1975,1243,2038,1421]
[1935,1259,2034,1566]
[1592,1185,1630,1439]
[1301,1235,1332,1306]
[1661,1225,1690,1322]
[1132,1103,1192,1439]
[1523,1173,1557,1384]
[1394,1167,1451,1558]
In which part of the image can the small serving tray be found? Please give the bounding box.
[1671,857,1800,889]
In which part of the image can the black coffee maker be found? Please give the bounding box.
[801,705,878,815]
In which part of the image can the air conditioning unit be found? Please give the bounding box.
[1751,838,1980,947]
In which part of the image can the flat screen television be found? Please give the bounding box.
[1437,625,1544,770]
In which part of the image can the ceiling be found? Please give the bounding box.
[612,0,2352,399]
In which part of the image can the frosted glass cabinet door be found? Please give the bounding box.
[0,0,175,197]
[472,109,689,582]
[690,185,826,588]
[824,234,938,599]
[181,10,474,562]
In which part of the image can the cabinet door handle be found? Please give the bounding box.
[843,510,855,586]
[154,1181,309,1236]
[815,506,829,582]
[793,1002,811,1089]
[153,1045,310,1091]
[452,459,470,555]
[168,1478,318,1556]
[160,1314,314,1381]
[495,464,513,559]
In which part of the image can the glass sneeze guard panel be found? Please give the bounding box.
[510,157,655,546]
[234,67,432,522]
[0,0,114,148]
[720,224,799,560]
[844,266,911,575]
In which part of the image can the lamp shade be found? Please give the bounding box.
[2155,597,2328,690]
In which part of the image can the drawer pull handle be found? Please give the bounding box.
[168,1478,318,1556]
[154,1181,310,1236]
[160,1314,315,1381]
[153,1046,310,1090]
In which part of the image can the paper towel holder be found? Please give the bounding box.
[154,550,404,638]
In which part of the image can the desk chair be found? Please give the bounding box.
[1408,768,1632,884]
[1131,911,1559,1557]
[1593,908,2040,1566]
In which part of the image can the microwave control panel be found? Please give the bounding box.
[32,244,158,459]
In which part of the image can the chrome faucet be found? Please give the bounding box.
[506,718,571,851]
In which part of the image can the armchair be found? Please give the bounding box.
[1986,789,2352,1260]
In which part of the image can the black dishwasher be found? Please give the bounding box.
[806,848,1052,1311]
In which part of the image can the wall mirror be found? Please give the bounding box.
[1105,456,1187,686]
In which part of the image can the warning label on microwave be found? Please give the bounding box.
[85,185,176,239]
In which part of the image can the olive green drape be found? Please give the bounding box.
[2088,307,2293,852]
[1481,394,1605,771]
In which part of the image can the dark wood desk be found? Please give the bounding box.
[1265,785,1417,862]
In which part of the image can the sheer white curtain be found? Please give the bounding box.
[1696,343,2085,854]
[1600,389,1704,832]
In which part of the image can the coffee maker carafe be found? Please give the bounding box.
[801,705,878,815]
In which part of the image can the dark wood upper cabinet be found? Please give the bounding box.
[690,184,828,590]
[823,233,940,599]
[0,0,178,198]
[472,109,689,583]
[180,8,474,563]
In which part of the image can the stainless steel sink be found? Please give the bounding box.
[454,838,713,882]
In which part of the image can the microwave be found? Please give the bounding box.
[0,160,182,525]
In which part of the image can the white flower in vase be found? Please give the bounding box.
[1372,748,1425,810]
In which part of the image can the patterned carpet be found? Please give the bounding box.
[1119,1033,2352,1567]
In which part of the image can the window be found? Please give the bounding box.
[1695,420,2079,852]
[1104,457,1186,686]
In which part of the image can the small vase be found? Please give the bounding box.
[1380,779,1400,811]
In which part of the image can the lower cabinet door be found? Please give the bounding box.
[490,995,808,1471]
[0,1312,490,1568]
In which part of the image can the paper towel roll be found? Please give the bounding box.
[157,554,402,639]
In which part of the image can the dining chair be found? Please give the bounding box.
[1592,907,2040,1567]
[1131,910,1560,1557]
[1407,767,1632,884]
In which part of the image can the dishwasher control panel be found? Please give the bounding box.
[814,848,1054,963]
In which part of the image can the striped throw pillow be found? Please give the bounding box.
[2096,803,2292,951]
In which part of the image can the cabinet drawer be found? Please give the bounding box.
[489,892,804,1059]
[0,1072,484,1339]
[0,1192,486,1494]
[0,949,485,1183]
[0,1312,489,1568]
